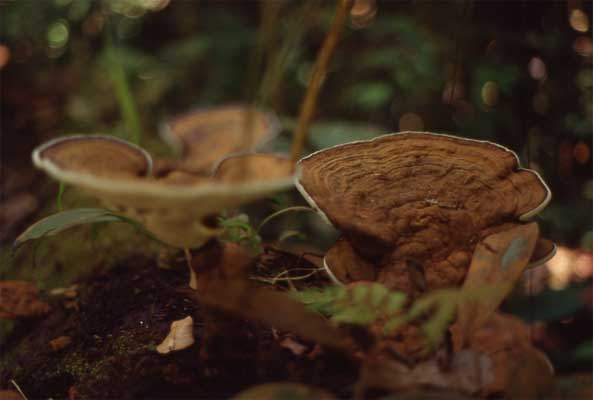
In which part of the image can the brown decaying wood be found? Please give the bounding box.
[290,0,353,164]
[299,133,550,293]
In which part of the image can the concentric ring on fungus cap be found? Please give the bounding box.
[295,131,552,289]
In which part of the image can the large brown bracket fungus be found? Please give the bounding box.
[295,132,555,295]
[32,134,294,289]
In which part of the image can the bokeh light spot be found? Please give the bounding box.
[528,57,547,80]
[398,112,424,131]
[583,180,593,200]
[569,9,590,33]
[442,82,464,104]
[350,0,377,29]
[481,81,499,107]
[573,36,593,57]
[0,45,10,69]
[47,20,69,49]
[573,141,591,164]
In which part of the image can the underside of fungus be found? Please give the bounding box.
[160,104,280,171]
[296,132,553,293]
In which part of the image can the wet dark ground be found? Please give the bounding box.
[0,256,357,399]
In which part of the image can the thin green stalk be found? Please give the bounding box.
[105,25,142,145]
[242,0,281,151]
[257,206,316,233]
[260,1,317,112]
[56,182,65,211]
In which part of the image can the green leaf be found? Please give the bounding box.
[14,208,168,249]
[14,208,122,248]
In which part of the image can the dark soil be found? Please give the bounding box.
[0,254,358,399]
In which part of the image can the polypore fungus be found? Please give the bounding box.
[32,135,294,289]
[295,132,553,293]
[160,104,280,171]
[33,136,293,249]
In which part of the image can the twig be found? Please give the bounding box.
[10,379,29,400]
[250,267,324,284]
[184,248,197,290]
[290,0,353,164]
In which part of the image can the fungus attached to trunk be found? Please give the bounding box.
[32,135,294,289]
[295,132,553,293]
[160,104,280,171]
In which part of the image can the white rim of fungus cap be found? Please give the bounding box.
[294,131,552,226]
[525,241,558,270]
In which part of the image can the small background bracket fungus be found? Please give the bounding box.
[160,104,281,172]
[156,316,195,354]
[295,131,553,294]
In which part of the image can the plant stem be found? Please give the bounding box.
[105,25,142,145]
[242,0,281,151]
[290,0,353,164]
[257,206,315,233]
[185,248,198,290]
[56,182,65,211]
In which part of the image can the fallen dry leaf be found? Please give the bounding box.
[49,284,79,299]
[455,223,539,350]
[50,335,72,351]
[360,348,493,396]
[156,316,195,354]
[0,280,50,319]
[452,312,553,396]
[505,347,555,399]
[279,335,308,356]
[0,390,23,400]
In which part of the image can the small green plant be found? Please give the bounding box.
[293,282,506,348]
[218,214,262,251]
[218,206,316,252]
